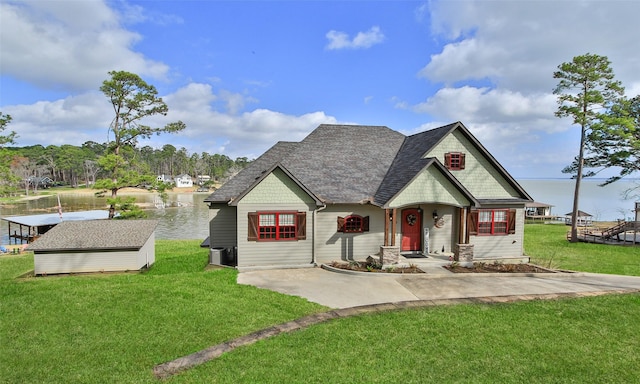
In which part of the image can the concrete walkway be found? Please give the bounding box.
[154,263,640,378]
[237,262,640,309]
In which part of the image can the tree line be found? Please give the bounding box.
[0,140,250,194]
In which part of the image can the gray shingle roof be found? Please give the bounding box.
[205,141,298,203]
[206,125,405,204]
[280,124,405,203]
[205,122,531,207]
[27,220,158,252]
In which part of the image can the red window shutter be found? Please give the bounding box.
[337,216,345,232]
[248,212,258,241]
[296,212,307,240]
[508,209,516,234]
[444,153,452,168]
[363,216,370,232]
[460,153,466,170]
[467,210,478,236]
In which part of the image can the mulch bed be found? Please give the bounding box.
[328,261,424,273]
[444,263,554,273]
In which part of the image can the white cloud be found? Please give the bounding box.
[422,0,640,92]
[325,26,385,50]
[3,82,338,160]
[0,0,169,91]
[2,92,113,146]
[414,86,558,129]
[410,0,640,177]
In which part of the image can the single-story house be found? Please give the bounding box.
[565,210,593,227]
[525,202,553,217]
[204,122,533,269]
[175,174,194,188]
[28,220,158,275]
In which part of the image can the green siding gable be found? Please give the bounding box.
[388,166,470,208]
[425,129,519,199]
[239,168,316,205]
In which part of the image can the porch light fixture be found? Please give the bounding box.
[432,210,438,219]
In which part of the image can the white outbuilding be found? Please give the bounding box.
[28,220,158,275]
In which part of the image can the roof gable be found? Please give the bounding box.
[205,141,298,203]
[231,164,322,206]
[423,122,532,201]
[385,159,478,208]
[374,123,455,205]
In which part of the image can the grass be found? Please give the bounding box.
[182,295,640,383]
[525,223,640,275]
[1,228,639,383]
[0,240,325,384]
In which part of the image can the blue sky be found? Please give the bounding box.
[1,0,639,179]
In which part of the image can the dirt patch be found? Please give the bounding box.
[328,261,424,274]
[444,263,554,273]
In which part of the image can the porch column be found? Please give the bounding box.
[459,207,467,244]
[391,208,397,246]
[384,209,389,246]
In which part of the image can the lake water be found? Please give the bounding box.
[0,193,211,244]
[1,179,638,244]
[518,178,640,222]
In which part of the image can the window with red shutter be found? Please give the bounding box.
[469,209,511,236]
[248,211,306,241]
[445,152,465,170]
[336,215,369,233]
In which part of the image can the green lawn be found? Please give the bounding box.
[1,230,639,383]
[525,223,640,275]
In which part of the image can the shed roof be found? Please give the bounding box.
[2,210,110,227]
[565,210,593,217]
[27,220,158,252]
[526,202,554,208]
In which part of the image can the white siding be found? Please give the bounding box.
[136,234,155,268]
[314,205,385,264]
[35,248,147,275]
[470,207,526,259]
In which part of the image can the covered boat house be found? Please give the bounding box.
[2,210,110,244]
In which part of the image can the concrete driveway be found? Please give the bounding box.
[237,266,640,309]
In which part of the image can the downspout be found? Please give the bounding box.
[312,203,327,266]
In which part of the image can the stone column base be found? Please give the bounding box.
[379,245,400,266]
[454,244,474,266]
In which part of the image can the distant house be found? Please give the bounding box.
[196,175,211,185]
[204,122,532,269]
[526,202,553,217]
[157,174,173,183]
[174,174,193,188]
[27,176,54,189]
[28,220,158,275]
[565,210,593,226]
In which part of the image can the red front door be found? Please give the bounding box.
[401,209,422,251]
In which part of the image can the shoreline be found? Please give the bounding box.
[1,187,213,208]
